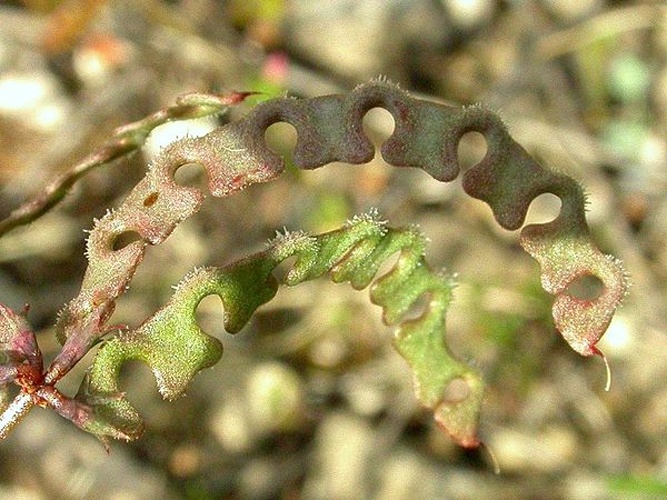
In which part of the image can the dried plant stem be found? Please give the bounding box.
[0,91,251,238]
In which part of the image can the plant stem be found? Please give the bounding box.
[0,92,250,238]
[0,392,34,439]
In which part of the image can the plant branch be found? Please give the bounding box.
[0,91,252,238]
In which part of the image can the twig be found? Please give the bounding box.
[0,91,251,238]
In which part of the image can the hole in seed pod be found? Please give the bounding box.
[173,162,207,188]
[264,121,297,161]
[525,193,562,225]
[118,359,155,405]
[457,131,487,170]
[442,377,471,404]
[272,255,299,284]
[112,231,143,251]
[565,274,605,301]
[362,107,396,147]
[372,250,401,283]
[143,192,159,207]
[195,294,226,338]
[400,292,432,322]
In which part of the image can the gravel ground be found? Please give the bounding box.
[0,1,666,499]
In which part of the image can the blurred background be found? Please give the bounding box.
[0,0,666,498]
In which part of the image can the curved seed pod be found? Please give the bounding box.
[85,213,483,447]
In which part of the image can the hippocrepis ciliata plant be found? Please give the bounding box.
[0,80,627,450]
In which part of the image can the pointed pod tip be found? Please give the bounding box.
[479,441,501,475]
[602,350,612,392]
[99,436,111,454]
[592,346,612,392]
